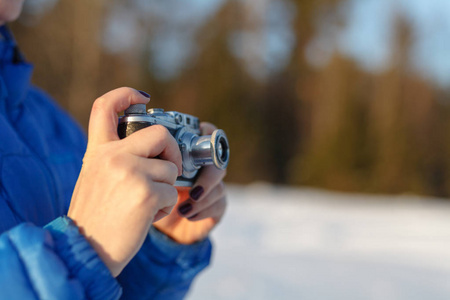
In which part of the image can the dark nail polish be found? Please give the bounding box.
[190,186,204,201]
[138,90,150,98]
[179,203,192,215]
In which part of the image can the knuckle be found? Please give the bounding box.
[167,187,179,206]
[124,87,139,102]
[107,152,140,180]
[217,181,226,197]
[166,162,179,183]
[135,173,150,188]
[135,181,154,207]
[116,86,135,97]
[120,86,135,93]
[151,125,171,138]
[107,152,127,170]
[92,96,107,111]
[150,125,178,151]
[200,122,217,134]
[134,184,153,206]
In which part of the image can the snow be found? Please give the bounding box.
[187,183,450,300]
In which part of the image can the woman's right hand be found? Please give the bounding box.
[68,87,182,277]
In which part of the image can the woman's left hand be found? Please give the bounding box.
[153,122,227,244]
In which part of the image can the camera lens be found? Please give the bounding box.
[178,128,230,180]
[211,130,229,170]
[217,143,223,159]
[217,136,229,165]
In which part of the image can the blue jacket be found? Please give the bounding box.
[0,26,211,299]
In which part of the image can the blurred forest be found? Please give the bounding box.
[10,0,450,197]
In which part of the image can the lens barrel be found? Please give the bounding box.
[191,129,229,170]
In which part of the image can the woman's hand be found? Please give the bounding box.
[68,87,182,277]
[153,122,227,244]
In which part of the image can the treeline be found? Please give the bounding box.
[11,0,450,197]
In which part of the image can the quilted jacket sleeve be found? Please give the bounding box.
[0,216,122,300]
[118,226,212,300]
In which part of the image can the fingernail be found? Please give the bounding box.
[190,186,204,201]
[138,90,150,98]
[188,213,199,220]
[178,203,192,215]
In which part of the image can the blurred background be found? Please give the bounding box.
[11,0,450,299]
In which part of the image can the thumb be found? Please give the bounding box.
[88,87,150,146]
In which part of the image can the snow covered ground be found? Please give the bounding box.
[187,183,450,300]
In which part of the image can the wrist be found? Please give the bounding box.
[45,216,122,299]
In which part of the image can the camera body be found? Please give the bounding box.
[118,104,229,186]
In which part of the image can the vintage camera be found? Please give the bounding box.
[118,104,230,186]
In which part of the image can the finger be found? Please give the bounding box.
[154,206,175,223]
[187,197,227,223]
[138,157,179,185]
[121,125,182,176]
[179,182,226,218]
[190,121,226,201]
[200,122,217,135]
[88,87,150,146]
[147,182,178,222]
[189,165,226,202]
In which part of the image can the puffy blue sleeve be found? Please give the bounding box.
[0,217,122,300]
[118,226,212,300]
